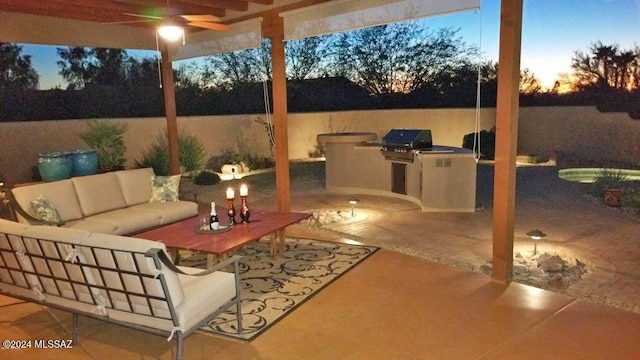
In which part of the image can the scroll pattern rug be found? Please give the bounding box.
[180,238,378,341]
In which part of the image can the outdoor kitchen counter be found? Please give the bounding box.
[324,142,477,212]
[317,132,378,144]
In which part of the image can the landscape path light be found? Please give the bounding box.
[349,198,359,217]
[526,229,547,255]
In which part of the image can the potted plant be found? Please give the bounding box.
[79,120,128,172]
[591,168,628,207]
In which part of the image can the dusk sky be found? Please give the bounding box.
[18,0,640,91]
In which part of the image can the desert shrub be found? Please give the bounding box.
[178,133,207,173]
[231,153,275,170]
[462,127,496,160]
[79,120,128,171]
[135,130,206,176]
[193,171,221,185]
[136,142,170,175]
[308,142,326,158]
[527,154,550,164]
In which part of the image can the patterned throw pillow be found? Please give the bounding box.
[150,175,181,203]
[30,195,62,224]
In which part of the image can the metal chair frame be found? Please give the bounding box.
[0,232,243,360]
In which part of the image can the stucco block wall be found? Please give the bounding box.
[1,106,639,186]
[517,107,640,164]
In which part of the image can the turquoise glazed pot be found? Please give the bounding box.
[70,149,98,177]
[38,152,73,182]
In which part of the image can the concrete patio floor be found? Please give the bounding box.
[1,160,639,359]
[183,160,640,313]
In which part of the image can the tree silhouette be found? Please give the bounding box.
[56,47,160,89]
[0,43,39,90]
[333,22,477,95]
[56,47,92,89]
[202,40,271,90]
[285,35,334,80]
[570,41,639,91]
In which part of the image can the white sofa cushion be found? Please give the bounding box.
[71,172,127,217]
[11,180,83,223]
[175,266,236,330]
[20,225,104,307]
[115,168,154,206]
[0,220,37,293]
[63,219,118,234]
[129,201,198,226]
[78,233,185,314]
[107,265,236,333]
[81,208,162,235]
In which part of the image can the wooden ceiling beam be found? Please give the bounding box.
[0,1,146,24]
[49,0,150,14]
[111,0,227,17]
[0,0,229,24]
[246,0,274,5]
[179,0,247,12]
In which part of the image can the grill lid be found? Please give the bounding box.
[382,129,433,149]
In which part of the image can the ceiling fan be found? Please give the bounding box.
[114,4,229,42]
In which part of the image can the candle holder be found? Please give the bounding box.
[240,195,250,223]
[226,198,237,226]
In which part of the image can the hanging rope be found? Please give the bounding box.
[263,78,275,146]
[261,40,276,152]
[156,32,163,89]
[472,4,484,163]
[154,31,185,89]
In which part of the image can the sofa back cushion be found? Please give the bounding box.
[10,180,83,223]
[0,219,103,308]
[72,172,127,216]
[20,225,100,304]
[0,219,37,291]
[79,233,185,317]
[115,168,154,206]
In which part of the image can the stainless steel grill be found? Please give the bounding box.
[380,129,433,163]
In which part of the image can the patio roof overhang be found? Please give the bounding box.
[0,0,521,283]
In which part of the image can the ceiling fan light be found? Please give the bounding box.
[157,25,184,41]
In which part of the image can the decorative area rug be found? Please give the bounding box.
[180,238,378,341]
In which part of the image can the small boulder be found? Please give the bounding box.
[538,255,565,273]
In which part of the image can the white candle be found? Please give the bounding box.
[226,188,235,199]
[239,184,248,197]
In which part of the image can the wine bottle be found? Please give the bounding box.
[209,202,220,230]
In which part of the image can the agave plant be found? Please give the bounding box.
[590,168,628,198]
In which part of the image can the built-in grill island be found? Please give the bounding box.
[318,130,477,213]
[380,129,434,195]
[381,128,433,163]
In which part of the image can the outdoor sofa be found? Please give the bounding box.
[6,167,198,235]
[0,218,242,360]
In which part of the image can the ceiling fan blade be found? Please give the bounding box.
[123,12,163,20]
[188,21,229,31]
[181,14,221,22]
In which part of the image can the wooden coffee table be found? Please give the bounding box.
[137,209,311,267]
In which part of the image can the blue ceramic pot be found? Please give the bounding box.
[70,149,98,177]
[38,152,73,182]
